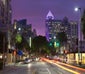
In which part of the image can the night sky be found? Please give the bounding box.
[11,0,85,36]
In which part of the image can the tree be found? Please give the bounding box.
[81,9,85,39]
[21,36,30,51]
[15,34,22,43]
[57,32,67,46]
[15,34,22,49]
[15,34,30,51]
[32,35,49,55]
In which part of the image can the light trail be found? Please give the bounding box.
[53,62,80,74]
[57,61,85,72]
[42,58,80,74]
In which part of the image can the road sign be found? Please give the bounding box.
[17,50,23,55]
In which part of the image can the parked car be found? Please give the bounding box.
[23,58,32,64]
[46,55,53,60]
[35,57,40,61]
[53,56,61,61]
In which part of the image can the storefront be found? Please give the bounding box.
[67,53,85,64]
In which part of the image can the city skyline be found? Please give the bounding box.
[11,0,85,36]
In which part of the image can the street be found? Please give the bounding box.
[0,0,85,74]
[0,61,74,74]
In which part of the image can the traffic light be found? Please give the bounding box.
[49,41,60,47]
[54,41,60,47]
[49,42,52,46]
[56,42,60,47]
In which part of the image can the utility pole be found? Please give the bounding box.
[75,7,82,65]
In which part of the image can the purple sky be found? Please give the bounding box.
[11,0,85,36]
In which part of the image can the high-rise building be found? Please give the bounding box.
[62,17,71,40]
[13,19,32,36]
[45,11,79,54]
[69,21,78,52]
[32,29,37,37]
[0,0,12,64]
[0,0,4,24]
[62,17,78,52]
[70,21,78,39]
[45,11,62,41]
[0,0,12,32]
[13,19,36,43]
[0,0,12,49]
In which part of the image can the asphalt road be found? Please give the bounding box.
[0,61,74,74]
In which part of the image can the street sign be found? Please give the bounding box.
[17,50,23,55]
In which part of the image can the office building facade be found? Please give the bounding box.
[13,19,37,46]
[0,0,12,32]
[45,11,62,42]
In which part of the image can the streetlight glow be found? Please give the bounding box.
[18,28,21,31]
[74,7,79,11]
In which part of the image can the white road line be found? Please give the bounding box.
[47,68,51,74]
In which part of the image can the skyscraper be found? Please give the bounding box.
[45,11,62,42]
[62,17,71,40]
[13,19,36,45]
[0,0,12,64]
[0,0,12,32]
[69,21,78,52]
[70,21,78,39]
[13,19,32,37]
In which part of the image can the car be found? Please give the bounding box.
[46,55,53,60]
[35,57,40,61]
[53,56,61,61]
[23,58,31,64]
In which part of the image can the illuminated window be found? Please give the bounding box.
[49,37,52,39]
[58,24,60,26]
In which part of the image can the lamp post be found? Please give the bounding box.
[74,7,82,65]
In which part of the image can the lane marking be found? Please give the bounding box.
[47,68,51,74]
[42,58,80,74]
[53,62,80,74]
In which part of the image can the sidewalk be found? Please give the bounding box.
[0,63,16,74]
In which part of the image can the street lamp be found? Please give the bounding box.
[18,27,21,31]
[74,7,81,12]
[74,7,82,65]
[75,7,79,12]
